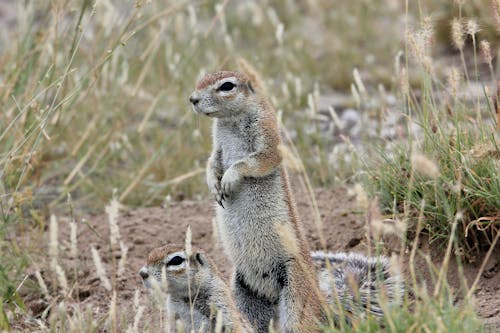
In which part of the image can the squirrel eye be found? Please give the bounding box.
[218,82,235,91]
[166,256,185,266]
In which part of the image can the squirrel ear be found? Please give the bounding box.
[247,82,255,94]
[195,253,205,266]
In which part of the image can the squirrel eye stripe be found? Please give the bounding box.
[217,82,235,91]
[167,256,185,266]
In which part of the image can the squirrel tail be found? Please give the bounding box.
[311,251,404,320]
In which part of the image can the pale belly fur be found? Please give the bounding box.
[216,171,292,300]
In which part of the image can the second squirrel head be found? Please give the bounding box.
[139,244,208,296]
[189,71,256,118]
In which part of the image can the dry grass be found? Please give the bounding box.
[362,5,499,259]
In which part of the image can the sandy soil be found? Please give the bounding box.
[17,186,499,331]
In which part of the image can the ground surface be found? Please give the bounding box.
[19,186,500,331]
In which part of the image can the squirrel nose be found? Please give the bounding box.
[139,269,149,280]
[189,95,200,105]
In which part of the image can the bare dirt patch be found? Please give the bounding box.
[17,186,499,331]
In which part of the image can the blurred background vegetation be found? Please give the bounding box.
[0,0,497,210]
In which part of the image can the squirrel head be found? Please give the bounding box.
[139,244,209,296]
[189,71,257,118]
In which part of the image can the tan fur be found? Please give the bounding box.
[233,110,282,177]
[146,244,176,265]
[279,167,326,331]
[196,71,249,90]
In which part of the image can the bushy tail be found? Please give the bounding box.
[311,251,404,319]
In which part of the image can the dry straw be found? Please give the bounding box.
[129,305,145,333]
[49,214,59,266]
[117,241,129,276]
[214,310,224,333]
[70,218,78,260]
[275,23,285,46]
[447,67,461,97]
[237,57,267,94]
[275,223,300,256]
[127,289,146,333]
[91,246,112,291]
[278,144,304,172]
[109,290,117,332]
[434,211,462,296]
[184,225,193,256]
[353,68,367,98]
[165,293,175,333]
[35,270,50,300]
[133,289,141,309]
[351,83,361,109]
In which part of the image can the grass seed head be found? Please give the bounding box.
[91,246,112,291]
[351,183,369,211]
[399,68,409,95]
[466,19,480,36]
[451,18,464,50]
[372,218,407,237]
[411,153,440,179]
[480,40,492,65]
[54,263,68,294]
[493,0,500,32]
[105,197,122,248]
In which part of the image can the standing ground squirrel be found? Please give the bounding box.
[190,70,326,332]
[139,244,251,333]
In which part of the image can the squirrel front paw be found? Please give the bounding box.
[207,171,225,207]
[221,167,241,199]
[207,171,220,195]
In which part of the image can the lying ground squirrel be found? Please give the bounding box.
[140,246,403,331]
[311,251,404,321]
[139,244,250,333]
[190,70,326,332]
